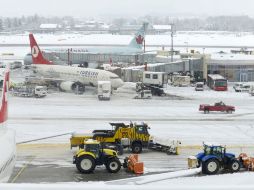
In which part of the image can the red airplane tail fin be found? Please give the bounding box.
[29,33,52,65]
[0,68,9,124]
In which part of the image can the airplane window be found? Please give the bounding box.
[110,76,119,79]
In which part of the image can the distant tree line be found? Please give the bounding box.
[0,14,75,32]
[143,15,254,32]
[0,15,254,32]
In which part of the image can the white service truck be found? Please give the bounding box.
[142,71,166,87]
[97,81,111,100]
[12,85,47,98]
[171,75,190,87]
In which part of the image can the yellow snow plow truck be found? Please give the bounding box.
[70,122,180,155]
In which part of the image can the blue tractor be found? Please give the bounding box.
[196,143,241,175]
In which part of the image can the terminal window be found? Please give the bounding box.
[145,74,150,78]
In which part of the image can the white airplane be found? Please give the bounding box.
[24,23,148,66]
[0,68,16,182]
[49,23,148,54]
[29,34,124,93]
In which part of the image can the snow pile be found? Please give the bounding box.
[153,172,254,186]
[106,168,201,185]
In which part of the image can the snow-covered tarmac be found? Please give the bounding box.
[5,77,254,186]
[8,83,254,147]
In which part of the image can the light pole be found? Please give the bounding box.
[184,41,188,53]
[170,23,174,62]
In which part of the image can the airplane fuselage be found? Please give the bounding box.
[0,127,16,182]
[32,64,123,89]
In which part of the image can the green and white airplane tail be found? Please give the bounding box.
[128,22,148,49]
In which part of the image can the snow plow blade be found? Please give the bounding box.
[148,140,181,155]
[124,154,144,174]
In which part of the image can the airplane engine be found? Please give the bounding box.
[59,81,85,94]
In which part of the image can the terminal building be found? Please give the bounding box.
[208,52,254,82]
[25,49,254,83]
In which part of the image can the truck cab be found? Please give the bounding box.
[195,82,204,91]
[34,86,47,98]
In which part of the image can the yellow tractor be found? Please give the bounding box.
[73,139,121,174]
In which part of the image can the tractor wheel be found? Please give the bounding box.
[131,142,142,154]
[106,157,121,173]
[204,109,209,114]
[229,159,241,173]
[202,159,220,175]
[76,155,96,174]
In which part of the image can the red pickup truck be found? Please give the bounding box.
[199,101,235,114]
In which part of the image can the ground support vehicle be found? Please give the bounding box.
[207,74,227,91]
[249,86,254,96]
[98,81,111,100]
[171,75,190,87]
[73,139,121,174]
[143,71,166,87]
[123,154,144,174]
[134,89,152,99]
[136,82,165,96]
[188,143,241,175]
[233,83,251,92]
[199,101,235,114]
[148,140,180,155]
[12,85,47,98]
[195,82,204,91]
[70,122,179,155]
[238,153,254,171]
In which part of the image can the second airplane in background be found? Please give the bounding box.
[29,34,124,93]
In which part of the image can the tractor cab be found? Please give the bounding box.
[204,144,226,157]
[83,140,101,158]
[193,143,241,175]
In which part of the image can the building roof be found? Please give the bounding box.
[211,53,254,61]
[209,52,254,65]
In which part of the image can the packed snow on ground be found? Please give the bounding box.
[150,172,254,186]
[4,76,254,186]
[7,82,254,147]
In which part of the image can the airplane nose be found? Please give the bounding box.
[118,79,124,87]
[112,79,124,88]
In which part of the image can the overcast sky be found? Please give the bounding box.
[1,0,254,18]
